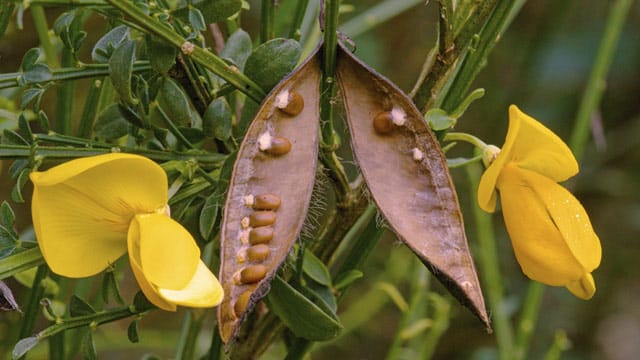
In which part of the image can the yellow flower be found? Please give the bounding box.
[478,105,601,299]
[30,153,223,311]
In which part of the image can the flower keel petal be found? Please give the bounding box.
[158,261,224,307]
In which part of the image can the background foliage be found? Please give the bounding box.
[1,0,639,359]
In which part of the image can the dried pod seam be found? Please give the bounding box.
[336,42,490,329]
[218,48,321,343]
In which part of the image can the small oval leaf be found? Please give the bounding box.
[109,39,137,105]
[203,97,232,141]
[220,29,252,71]
[156,77,191,127]
[92,25,130,63]
[302,250,331,286]
[12,336,39,359]
[94,104,129,140]
[244,38,301,91]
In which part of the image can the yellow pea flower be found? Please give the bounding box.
[478,105,601,299]
[30,153,223,311]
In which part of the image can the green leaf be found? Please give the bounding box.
[133,291,156,312]
[81,330,97,360]
[18,113,33,141]
[109,39,137,105]
[12,336,39,359]
[127,319,140,343]
[302,251,332,286]
[203,97,232,140]
[303,280,338,314]
[199,192,222,241]
[0,224,17,258]
[146,36,177,74]
[425,108,456,131]
[1,201,15,228]
[174,0,242,24]
[21,48,41,71]
[11,168,30,203]
[155,77,191,127]
[92,25,130,63]
[94,104,129,140]
[37,110,51,133]
[70,295,96,316]
[265,276,342,341]
[101,270,125,305]
[2,129,28,146]
[188,8,206,32]
[220,29,252,70]
[244,38,301,91]
[21,64,52,84]
[20,88,44,109]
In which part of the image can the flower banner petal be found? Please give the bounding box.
[497,165,585,285]
[158,261,224,307]
[507,105,579,182]
[136,214,200,290]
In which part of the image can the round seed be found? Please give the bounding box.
[250,211,276,227]
[265,137,292,155]
[253,194,281,210]
[249,227,274,244]
[234,291,252,318]
[373,112,394,134]
[240,264,267,284]
[247,244,270,262]
[280,91,304,116]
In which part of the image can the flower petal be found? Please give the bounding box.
[507,105,579,181]
[30,154,169,277]
[497,165,585,285]
[158,260,224,307]
[134,213,200,290]
[127,218,176,311]
[566,273,596,300]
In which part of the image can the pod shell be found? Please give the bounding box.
[336,42,490,329]
[218,48,321,343]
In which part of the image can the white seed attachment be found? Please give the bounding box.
[258,132,273,151]
[243,194,255,207]
[241,217,250,229]
[181,41,195,55]
[238,229,250,244]
[390,107,407,126]
[412,147,424,161]
[275,89,304,116]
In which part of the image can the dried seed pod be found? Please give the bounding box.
[218,48,321,343]
[253,194,281,210]
[336,42,490,330]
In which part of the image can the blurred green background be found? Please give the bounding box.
[1,0,639,359]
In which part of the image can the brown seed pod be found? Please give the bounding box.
[336,42,490,330]
[218,48,321,343]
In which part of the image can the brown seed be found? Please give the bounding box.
[249,211,276,227]
[240,264,267,284]
[247,244,270,262]
[265,137,292,155]
[278,91,304,116]
[249,226,274,244]
[253,194,281,210]
[233,291,252,318]
[373,112,395,134]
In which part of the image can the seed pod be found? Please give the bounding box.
[336,42,490,329]
[218,48,321,343]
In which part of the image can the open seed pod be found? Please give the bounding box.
[217,48,321,343]
[336,42,490,329]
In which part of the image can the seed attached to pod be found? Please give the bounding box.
[249,211,276,227]
[412,148,424,161]
[237,264,267,284]
[247,244,270,262]
[233,291,252,318]
[275,89,304,116]
[373,112,394,134]
[258,132,292,155]
[253,194,281,210]
[249,227,274,245]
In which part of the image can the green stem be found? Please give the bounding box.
[319,0,340,149]
[417,294,451,360]
[28,0,108,5]
[156,106,194,149]
[569,0,633,161]
[56,47,75,135]
[411,0,498,112]
[0,2,16,39]
[260,0,275,43]
[440,0,520,112]
[444,131,489,149]
[288,0,310,40]
[0,144,226,166]
[77,79,104,138]
[338,0,423,38]
[30,6,61,68]
[0,247,46,280]
[106,0,266,103]
[18,266,48,342]
[174,310,206,360]
[36,306,148,339]
[0,62,152,89]
[467,162,514,360]
[513,281,545,360]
